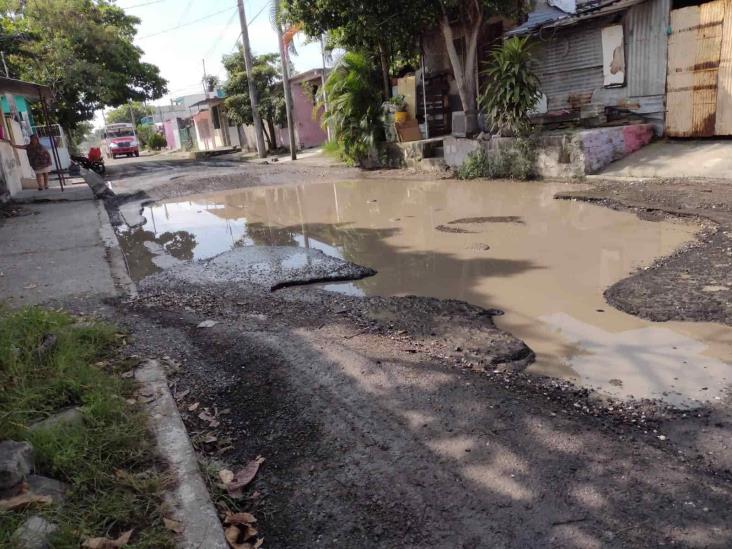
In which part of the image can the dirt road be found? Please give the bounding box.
[105,156,732,548]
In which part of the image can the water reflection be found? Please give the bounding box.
[117,179,732,405]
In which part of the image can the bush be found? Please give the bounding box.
[146,132,167,150]
[457,139,537,180]
[135,124,166,151]
[480,36,542,137]
[457,149,491,179]
[320,51,384,165]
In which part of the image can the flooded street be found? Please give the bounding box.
[119,179,732,405]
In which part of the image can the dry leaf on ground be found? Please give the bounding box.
[82,529,133,548]
[225,456,265,497]
[0,492,52,511]
[225,512,257,525]
[163,517,185,533]
[254,539,263,549]
[188,402,200,412]
[224,525,257,549]
[219,469,234,485]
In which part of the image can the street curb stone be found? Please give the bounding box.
[136,359,228,549]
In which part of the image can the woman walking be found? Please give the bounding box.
[1,134,53,190]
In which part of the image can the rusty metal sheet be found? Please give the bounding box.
[666,6,700,137]
[715,0,732,135]
[691,0,725,136]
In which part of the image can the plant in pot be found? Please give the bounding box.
[387,94,409,123]
[205,75,220,93]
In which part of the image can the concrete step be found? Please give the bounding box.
[419,158,448,172]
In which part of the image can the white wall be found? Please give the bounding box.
[0,141,24,197]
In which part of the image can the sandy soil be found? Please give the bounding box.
[102,158,732,548]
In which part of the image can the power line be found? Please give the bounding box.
[230,1,269,51]
[138,5,237,40]
[123,0,165,9]
[203,9,239,60]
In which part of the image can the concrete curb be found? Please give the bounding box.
[96,201,138,298]
[136,360,228,549]
[96,205,227,548]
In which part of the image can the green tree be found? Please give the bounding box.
[285,0,517,132]
[106,102,154,126]
[284,0,432,98]
[223,50,286,151]
[1,0,167,130]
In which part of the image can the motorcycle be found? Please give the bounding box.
[70,153,105,175]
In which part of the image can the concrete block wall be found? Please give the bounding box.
[444,123,655,178]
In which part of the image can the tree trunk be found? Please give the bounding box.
[268,118,278,149]
[262,122,274,151]
[439,4,483,135]
[378,41,391,99]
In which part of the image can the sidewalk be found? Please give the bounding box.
[599,139,732,179]
[0,192,120,307]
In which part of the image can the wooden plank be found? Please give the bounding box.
[692,0,725,136]
[666,6,700,136]
[715,0,732,134]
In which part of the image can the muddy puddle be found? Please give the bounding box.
[117,179,732,406]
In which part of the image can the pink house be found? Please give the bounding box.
[288,69,329,150]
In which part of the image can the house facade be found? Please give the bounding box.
[511,0,732,137]
[0,77,54,199]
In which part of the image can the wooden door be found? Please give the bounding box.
[715,0,732,134]
[666,0,727,137]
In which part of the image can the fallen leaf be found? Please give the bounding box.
[224,525,255,549]
[188,402,200,412]
[82,529,133,548]
[219,469,234,485]
[23,283,37,289]
[163,517,184,533]
[0,492,52,511]
[175,389,190,400]
[225,512,257,525]
[121,370,134,378]
[198,410,216,423]
[203,433,218,444]
[241,525,258,540]
[125,398,136,405]
[254,539,264,549]
[226,457,265,497]
[197,320,218,328]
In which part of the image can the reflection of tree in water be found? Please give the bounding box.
[235,222,298,247]
[117,228,198,281]
[157,231,197,260]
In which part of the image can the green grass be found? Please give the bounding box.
[0,307,173,548]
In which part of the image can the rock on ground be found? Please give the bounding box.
[12,515,58,549]
[0,441,33,493]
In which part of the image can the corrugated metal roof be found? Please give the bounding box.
[506,5,569,36]
[508,0,648,36]
[626,0,670,97]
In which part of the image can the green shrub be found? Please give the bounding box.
[147,132,167,150]
[480,36,542,137]
[457,149,491,179]
[456,139,537,180]
[320,51,384,165]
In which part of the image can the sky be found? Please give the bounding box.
[99,0,325,126]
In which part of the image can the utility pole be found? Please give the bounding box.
[128,99,136,126]
[237,0,266,158]
[320,35,332,141]
[0,51,8,78]
[275,0,296,160]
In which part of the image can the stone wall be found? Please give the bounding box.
[443,123,655,178]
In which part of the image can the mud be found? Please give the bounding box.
[114,275,732,548]
[448,216,525,225]
[115,179,731,406]
[96,158,732,548]
[555,178,732,326]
